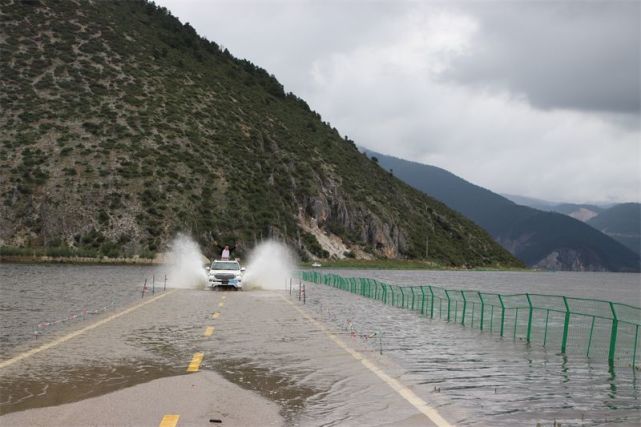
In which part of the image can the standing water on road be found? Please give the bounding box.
[0,263,159,360]
[2,264,640,425]
[301,270,641,425]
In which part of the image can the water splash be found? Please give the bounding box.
[164,234,208,289]
[243,240,296,290]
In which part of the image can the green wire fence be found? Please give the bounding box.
[300,272,641,368]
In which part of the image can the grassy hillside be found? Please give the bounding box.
[0,0,521,267]
[367,150,640,272]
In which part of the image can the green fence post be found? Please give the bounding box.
[391,286,395,306]
[608,302,618,366]
[498,295,505,337]
[633,325,639,367]
[586,316,596,357]
[526,293,533,343]
[461,290,467,325]
[411,287,416,311]
[444,289,451,322]
[489,305,494,332]
[420,287,426,315]
[383,284,388,305]
[478,292,485,331]
[543,309,550,346]
[561,296,571,354]
[399,287,405,308]
[429,286,435,319]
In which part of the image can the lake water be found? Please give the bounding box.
[321,269,641,304]
[0,263,160,359]
[1,263,640,425]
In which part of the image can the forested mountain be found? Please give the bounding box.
[0,0,521,267]
[366,150,640,272]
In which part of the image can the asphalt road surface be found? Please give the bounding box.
[0,288,452,426]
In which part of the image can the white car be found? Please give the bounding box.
[207,259,244,291]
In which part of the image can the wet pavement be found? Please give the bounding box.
[0,288,446,426]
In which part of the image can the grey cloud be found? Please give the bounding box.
[445,1,640,113]
[156,0,640,203]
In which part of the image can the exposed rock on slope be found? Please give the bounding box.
[0,0,521,267]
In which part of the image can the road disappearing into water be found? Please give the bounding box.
[0,288,451,426]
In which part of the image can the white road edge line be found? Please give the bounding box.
[0,290,177,370]
[281,294,454,427]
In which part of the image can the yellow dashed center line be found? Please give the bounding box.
[212,312,221,319]
[187,352,204,372]
[159,414,180,427]
[204,326,215,337]
[218,302,224,307]
[222,296,226,300]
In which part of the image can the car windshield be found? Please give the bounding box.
[211,261,240,270]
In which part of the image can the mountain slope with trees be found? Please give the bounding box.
[0,0,521,267]
[366,150,640,272]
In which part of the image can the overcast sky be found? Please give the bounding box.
[157,0,640,204]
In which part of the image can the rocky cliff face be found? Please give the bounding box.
[0,0,522,267]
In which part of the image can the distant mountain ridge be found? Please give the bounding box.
[587,203,641,255]
[366,149,640,272]
[503,195,640,255]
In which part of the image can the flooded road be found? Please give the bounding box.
[0,263,158,359]
[302,281,641,426]
[1,264,640,425]
[1,287,439,426]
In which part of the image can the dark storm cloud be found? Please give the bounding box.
[445,1,640,113]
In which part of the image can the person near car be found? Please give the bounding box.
[221,245,230,260]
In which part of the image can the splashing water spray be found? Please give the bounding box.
[243,240,296,291]
[164,234,208,289]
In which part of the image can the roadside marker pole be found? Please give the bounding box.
[152,275,155,295]
[164,275,167,292]
[142,278,147,298]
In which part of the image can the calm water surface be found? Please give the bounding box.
[324,269,641,303]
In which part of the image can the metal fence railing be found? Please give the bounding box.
[300,272,641,368]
